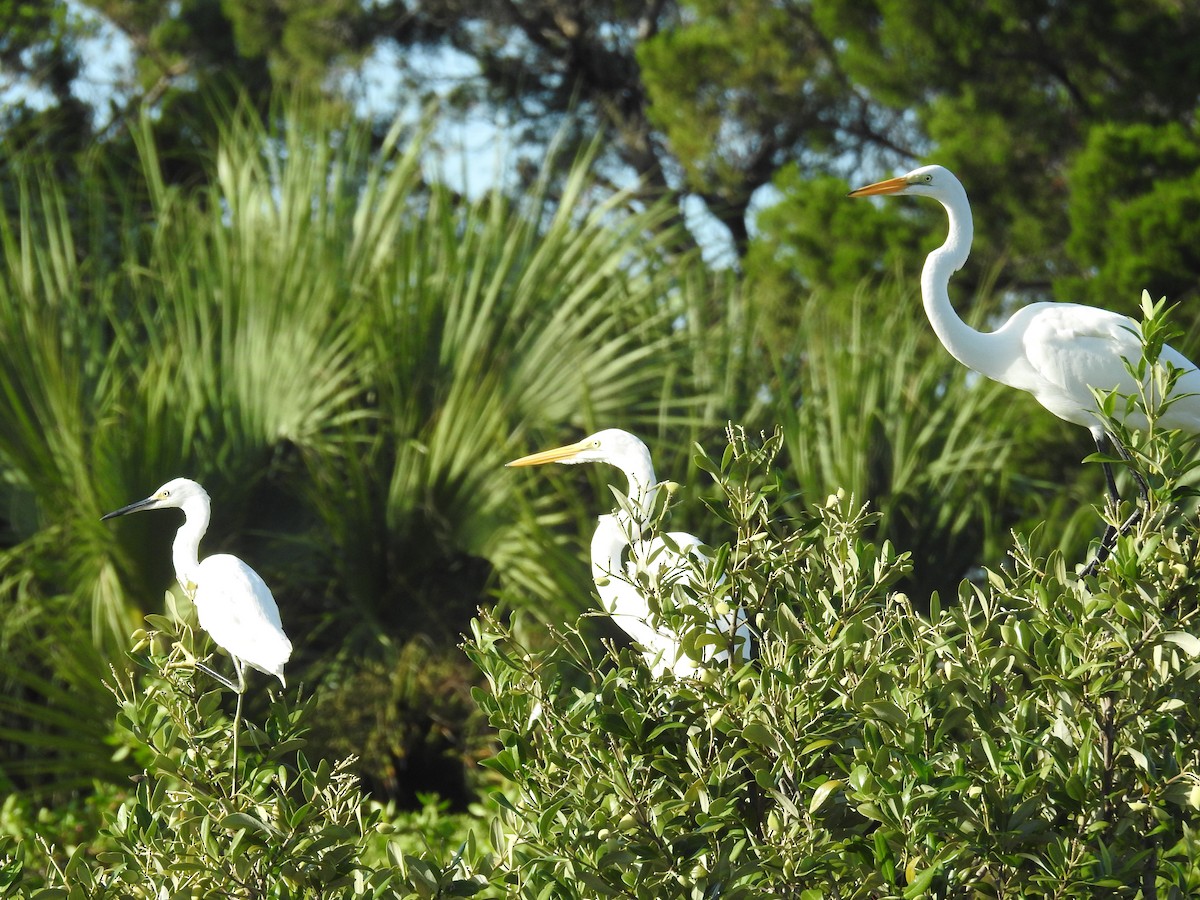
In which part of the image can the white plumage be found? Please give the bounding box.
[851,164,1200,569]
[590,513,710,677]
[508,428,751,676]
[193,554,291,686]
[102,477,292,689]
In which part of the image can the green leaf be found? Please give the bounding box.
[741,720,778,750]
[864,700,907,727]
[808,779,843,814]
[220,812,278,838]
[800,738,836,755]
[1163,632,1200,657]
[143,615,177,633]
[903,860,941,898]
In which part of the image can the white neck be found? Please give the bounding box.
[171,496,210,595]
[590,515,656,635]
[590,515,627,584]
[616,447,658,532]
[921,186,1002,380]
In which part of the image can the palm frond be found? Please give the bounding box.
[771,282,1026,597]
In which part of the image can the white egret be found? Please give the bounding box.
[588,513,708,675]
[850,165,1200,572]
[102,477,292,791]
[507,429,751,676]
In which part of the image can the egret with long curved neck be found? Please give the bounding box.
[507,428,751,676]
[103,477,292,792]
[589,513,705,675]
[850,165,1200,573]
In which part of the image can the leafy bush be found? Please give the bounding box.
[6,298,1200,898]
[307,636,492,809]
[464,396,1200,895]
[2,614,492,899]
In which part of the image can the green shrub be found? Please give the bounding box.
[4,614,492,899]
[306,636,493,809]
[464,403,1200,896]
[9,299,1200,897]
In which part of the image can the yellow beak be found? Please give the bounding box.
[505,439,589,468]
[848,175,909,198]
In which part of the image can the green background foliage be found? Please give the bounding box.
[0,2,1199,895]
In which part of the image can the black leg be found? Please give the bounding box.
[1083,431,1148,576]
[1108,434,1151,514]
[193,657,246,796]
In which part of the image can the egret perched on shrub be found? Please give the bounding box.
[507,429,750,676]
[103,477,292,792]
[850,165,1200,572]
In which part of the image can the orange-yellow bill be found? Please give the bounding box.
[848,175,908,198]
[505,439,589,468]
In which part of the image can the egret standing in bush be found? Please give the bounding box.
[103,477,292,792]
[507,429,750,676]
[850,165,1200,572]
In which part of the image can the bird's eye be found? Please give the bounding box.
[591,440,601,448]
[923,173,933,183]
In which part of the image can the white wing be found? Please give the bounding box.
[194,554,292,686]
[634,530,705,586]
[1013,302,1200,431]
